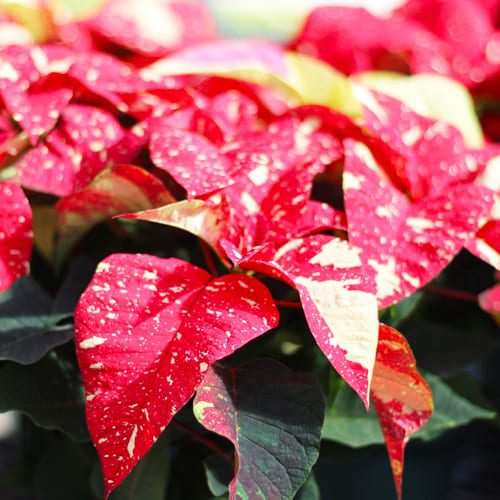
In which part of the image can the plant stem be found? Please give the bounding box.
[172,420,229,460]
[0,131,30,166]
[274,300,302,310]
[199,240,218,277]
[424,285,478,303]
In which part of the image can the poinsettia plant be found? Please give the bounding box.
[0,1,499,499]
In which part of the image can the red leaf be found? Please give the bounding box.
[0,46,73,143]
[371,324,433,499]
[289,7,444,76]
[0,183,32,292]
[222,111,342,233]
[398,0,493,63]
[343,139,495,307]
[75,254,278,496]
[150,126,231,198]
[15,104,125,196]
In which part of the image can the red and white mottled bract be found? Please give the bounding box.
[0,183,32,292]
[358,90,482,199]
[236,235,379,406]
[75,254,279,496]
[343,139,495,308]
[371,324,433,500]
[221,111,342,246]
[0,45,73,143]
[290,3,498,91]
[271,235,378,406]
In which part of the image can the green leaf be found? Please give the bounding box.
[402,318,500,376]
[381,292,423,329]
[323,374,494,447]
[194,359,324,500]
[34,437,95,500]
[90,433,170,500]
[0,277,73,364]
[203,452,321,499]
[414,373,495,441]
[294,472,320,500]
[0,350,88,440]
[203,453,234,497]
[322,382,383,447]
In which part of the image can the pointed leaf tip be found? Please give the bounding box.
[371,324,433,499]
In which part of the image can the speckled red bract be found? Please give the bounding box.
[75,253,279,497]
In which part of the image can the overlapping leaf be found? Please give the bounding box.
[323,372,493,448]
[75,253,279,496]
[84,0,216,58]
[14,104,125,196]
[120,198,230,253]
[289,6,444,76]
[193,359,324,500]
[56,164,174,258]
[142,39,362,116]
[0,276,73,364]
[371,324,433,499]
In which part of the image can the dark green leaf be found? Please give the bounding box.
[0,277,73,364]
[90,433,170,500]
[294,472,320,500]
[322,383,382,447]
[402,318,500,376]
[34,437,95,500]
[52,256,97,319]
[203,453,234,497]
[0,351,88,440]
[194,359,324,500]
[381,292,423,328]
[414,373,495,441]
